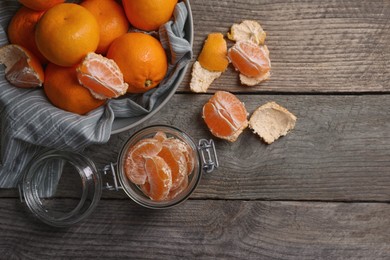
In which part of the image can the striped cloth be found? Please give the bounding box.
[0,1,192,190]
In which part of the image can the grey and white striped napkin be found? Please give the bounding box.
[0,1,192,191]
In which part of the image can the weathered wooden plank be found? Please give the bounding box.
[179,0,390,93]
[2,94,389,201]
[0,199,389,259]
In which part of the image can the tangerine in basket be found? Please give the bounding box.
[122,0,178,31]
[18,0,64,11]
[7,6,47,64]
[76,52,128,100]
[35,3,100,67]
[143,156,172,201]
[44,63,105,115]
[80,0,129,55]
[198,33,229,72]
[124,138,163,185]
[106,32,168,93]
[0,44,44,88]
[203,91,248,142]
[228,41,271,79]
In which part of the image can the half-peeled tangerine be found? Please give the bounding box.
[0,44,44,88]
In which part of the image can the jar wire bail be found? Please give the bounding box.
[198,139,219,173]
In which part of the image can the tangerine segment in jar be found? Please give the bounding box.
[203,91,248,142]
[228,41,270,79]
[124,131,195,201]
[144,156,172,201]
[158,143,187,190]
[163,137,194,174]
[124,138,163,185]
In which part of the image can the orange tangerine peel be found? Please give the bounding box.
[0,44,44,88]
[190,33,228,93]
[198,33,229,72]
[227,20,266,45]
[77,52,128,100]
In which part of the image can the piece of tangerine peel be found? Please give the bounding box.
[0,44,44,88]
[190,61,222,93]
[249,102,296,144]
[198,33,229,72]
[227,20,267,45]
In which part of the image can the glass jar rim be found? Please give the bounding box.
[20,149,102,227]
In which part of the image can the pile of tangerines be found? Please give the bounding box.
[1,0,178,115]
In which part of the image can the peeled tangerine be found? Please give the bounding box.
[124,131,195,201]
[0,44,44,88]
[77,52,128,100]
[190,33,228,93]
[228,41,271,86]
[203,91,248,142]
[249,102,297,144]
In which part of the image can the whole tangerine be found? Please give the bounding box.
[80,0,129,55]
[44,63,105,115]
[18,0,64,11]
[106,32,168,93]
[7,6,47,64]
[122,0,178,31]
[35,3,100,67]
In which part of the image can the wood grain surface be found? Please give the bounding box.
[1,199,390,259]
[1,0,390,259]
[179,0,390,93]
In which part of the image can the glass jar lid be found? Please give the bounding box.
[19,150,102,227]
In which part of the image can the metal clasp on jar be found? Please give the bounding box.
[102,162,122,191]
[197,139,219,173]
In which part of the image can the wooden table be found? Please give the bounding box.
[1,0,390,258]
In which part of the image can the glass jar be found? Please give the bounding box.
[19,125,218,227]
